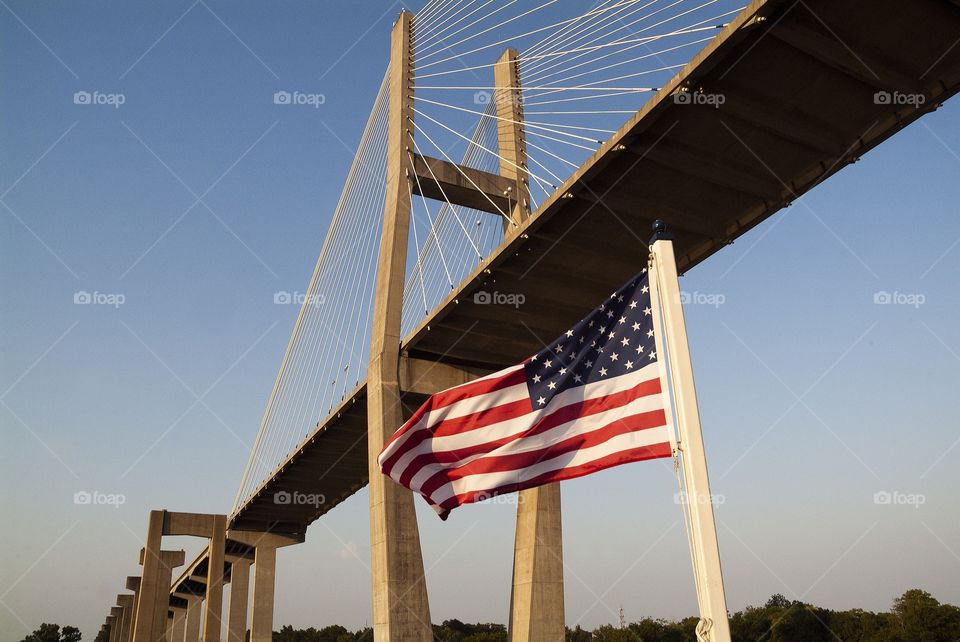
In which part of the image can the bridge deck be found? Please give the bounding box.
[231,0,960,534]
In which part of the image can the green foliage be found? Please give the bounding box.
[19,624,82,642]
[269,589,958,642]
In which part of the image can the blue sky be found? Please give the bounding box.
[2,1,960,640]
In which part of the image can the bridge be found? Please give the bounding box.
[96,1,960,642]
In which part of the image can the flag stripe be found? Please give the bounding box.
[419,407,669,500]
[433,433,674,512]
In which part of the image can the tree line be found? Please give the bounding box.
[31,588,960,642]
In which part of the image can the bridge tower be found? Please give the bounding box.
[366,9,434,641]
[494,48,566,642]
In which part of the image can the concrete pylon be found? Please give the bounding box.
[131,511,164,642]
[226,530,301,642]
[509,483,565,642]
[201,515,227,642]
[226,559,251,642]
[110,609,124,642]
[183,596,202,642]
[107,616,119,642]
[125,577,141,642]
[170,607,186,642]
[493,47,531,230]
[139,548,185,642]
[117,594,135,642]
[365,10,433,642]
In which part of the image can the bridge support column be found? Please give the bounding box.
[107,616,119,642]
[226,559,251,642]
[125,577,141,642]
[509,483,565,642]
[170,608,186,642]
[183,596,202,642]
[117,594,135,642]
[366,9,433,642]
[131,511,163,642]
[135,537,184,642]
[201,515,227,642]
[225,530,301,642]
[494,47,531,231]
[110,609,124,642]
[493,46,566,642]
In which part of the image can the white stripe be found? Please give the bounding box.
[403,389,668,490]
[385,362,661,475]
[428,424,672,506]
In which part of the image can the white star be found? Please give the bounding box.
[533,374,541,383]
[606,310,614,318]
[598,326,606,334]
[641,285,649,294]
[547,381,557,390]
[649,351,656,360]
[599,367,608,376]
[618,315,626,324]
[608,331,615,340]
[636,344,644,354]
[573,374,582,383]
[585,360,593,368]
[617,294,624,302]
[629,300,637,309]
[537,396,546,406]
[610,352,619,361]
[620,337,630,347]
[632,322,641,331]
[559,367,567,375]
[555,344,563,353]
[543,359,552,368]
[565,329,574,337]
[579,336,585,344]
[644,306,652,316]
[625,360,634,369]
[647,329,654,338]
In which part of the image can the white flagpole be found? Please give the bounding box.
[648,220,732,642]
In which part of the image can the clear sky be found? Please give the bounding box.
[2,1,959,640]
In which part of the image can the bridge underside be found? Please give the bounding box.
[230,0,960,535]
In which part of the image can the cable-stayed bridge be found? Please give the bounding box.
[100,1,960,642]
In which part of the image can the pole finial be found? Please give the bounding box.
[650,219,672,244]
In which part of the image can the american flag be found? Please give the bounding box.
[378,269,675,519]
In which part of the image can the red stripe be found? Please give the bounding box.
[418,407,667,499]
[395,376,662,488]
[384,398,532,478]
[433,442,673,517]
[380,367,526,469]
